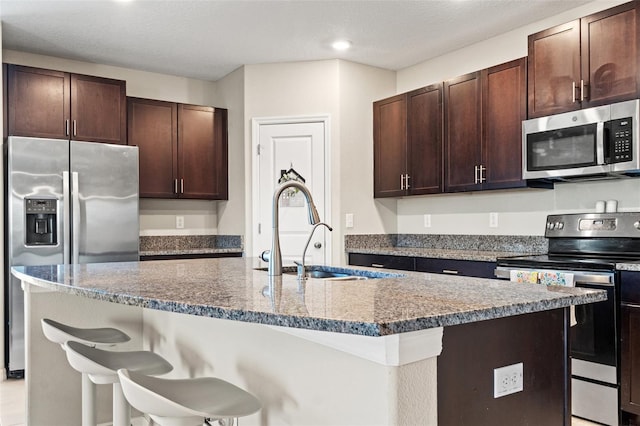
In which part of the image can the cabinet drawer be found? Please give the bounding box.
[348,253,416,271]
[416,258,496,279]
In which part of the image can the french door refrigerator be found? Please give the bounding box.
[4,136,139,377]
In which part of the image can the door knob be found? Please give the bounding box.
[314,242,322,249]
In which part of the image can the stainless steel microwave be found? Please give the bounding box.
[522,99,640,180]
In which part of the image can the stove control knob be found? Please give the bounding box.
[548,222,555,230]
[557,222,564,230]
[635,221,640,230]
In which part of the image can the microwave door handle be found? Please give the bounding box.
[596,121,605,165]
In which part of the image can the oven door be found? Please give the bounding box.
[571,278,617,367]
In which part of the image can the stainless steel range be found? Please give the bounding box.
[496,212,640,426]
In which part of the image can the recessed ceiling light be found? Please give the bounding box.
[332,40,352,51]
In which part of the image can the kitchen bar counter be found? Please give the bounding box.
[15,257,604,425]
[13,257,604,337]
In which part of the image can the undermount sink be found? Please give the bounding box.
[254,265,404,281]
[295,270,368,280]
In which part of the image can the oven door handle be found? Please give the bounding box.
[494,267,614,285]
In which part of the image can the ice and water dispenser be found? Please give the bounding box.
[25,198,57,246]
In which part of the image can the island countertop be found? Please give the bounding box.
[12,257,605,337]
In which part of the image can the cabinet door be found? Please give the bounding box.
[71,74,126,144]
[373,94,407,198]
[177,104,228,200]
[527,20,581,118]
[407,84,443,195]
[482,58,527,190]
[444,72,482,192]
[7,65,70,139]
[622,303,640,415]
[581,2,640,108]
[127,97,177,198]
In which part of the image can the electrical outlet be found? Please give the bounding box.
[424,214,431,228]
[489,212,499,228]
[345,213,354,229]
[494,362,523,398]
[176,215,185,229]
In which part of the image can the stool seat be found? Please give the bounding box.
[64,341,173,384]
[42,318,131,347]
[118,368,261,426]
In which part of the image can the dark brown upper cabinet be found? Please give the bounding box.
[127,97,228,200]
[528,1,640,118]
[373,84,443,198]
[445,58,527,192]
[7,64,126,144]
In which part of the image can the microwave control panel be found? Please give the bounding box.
[610,117,632,162]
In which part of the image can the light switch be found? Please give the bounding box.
[345,213,354,228]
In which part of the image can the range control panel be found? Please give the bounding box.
[545,212,640,238]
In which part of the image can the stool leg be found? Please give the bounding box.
[81,373,96,426]
[113,382,131,426]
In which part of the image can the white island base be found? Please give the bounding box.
[24,285,441,425]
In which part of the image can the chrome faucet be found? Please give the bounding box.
[267,181,321,276]
[296,222,332,280]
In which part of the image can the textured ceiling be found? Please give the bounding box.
[1,0,591,82]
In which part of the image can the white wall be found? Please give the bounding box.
[394,0,637,236]
[215,66,246,236]
[243,60,341,259]
[242,60,397,262]
[337,61,397,256]
[0,20,5,379]
[2,49,221,236]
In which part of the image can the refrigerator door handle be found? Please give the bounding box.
[63,171,71,265]
[72,171,80,264]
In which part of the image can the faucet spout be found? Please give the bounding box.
[297,222,333,280]
[269,181,321,276]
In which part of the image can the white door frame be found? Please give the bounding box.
[251,114,332,260]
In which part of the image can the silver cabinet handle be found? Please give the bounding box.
[65,119,70,137]
[581,79,587,102]
[479,165,486,183]
[474,165,479,184]
[73,120,77,137]
[371,263,385,268]
[174,179,178,194]
[314,242,322,249]
[442,269,459,275]
[405,174,410,189]
[400,174,405,190]
[572,81,577,103]
[180,178,184,194]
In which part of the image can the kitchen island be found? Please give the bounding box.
[13,257,605,425]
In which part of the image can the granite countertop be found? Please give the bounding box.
[346,246,540,262]
[139,247,243,256]
[617,262,640,271]
[12,257,605,337]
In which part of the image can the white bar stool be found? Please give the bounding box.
[117,368,262,426]
[41,318,131,426]
[64,340,173,426]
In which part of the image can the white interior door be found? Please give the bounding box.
[253,118,329,266]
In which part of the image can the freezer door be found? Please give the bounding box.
[6,136,69,372]
[70,141,139,263]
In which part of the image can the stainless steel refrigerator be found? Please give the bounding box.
[5,136,139,376]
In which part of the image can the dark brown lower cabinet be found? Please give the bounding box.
[438,308,569,425]
[348,253,496,279]
[622,271,640,423]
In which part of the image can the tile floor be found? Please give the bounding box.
[0,378,602,426]
[0,378,24,426]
